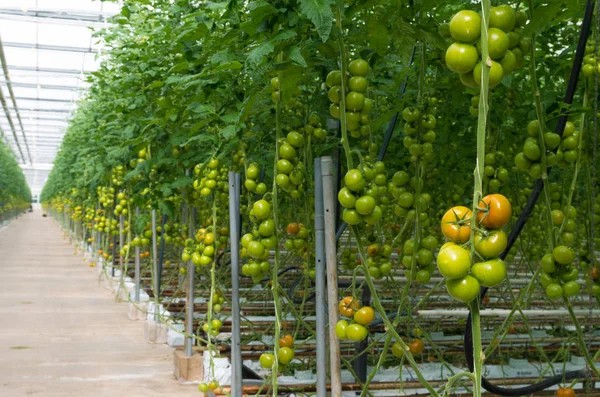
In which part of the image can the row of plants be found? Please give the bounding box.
[42,0,599,395]
[0,140,31,220]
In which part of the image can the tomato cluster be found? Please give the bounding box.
[438,194,511,303]
[202,318,223,337]
[276,132,306,198]
[401,235,438,283]
[244,163,268,195]
[482,151,510,193]
[401,107,437,163]
[193,158,229,201]
[539,246,580,299]
[259,334,295,369]
[443,5,528,89]
[514,120,580,178]
[338,164,386,226]
[390,338,425,359]
[238,199,277,283]
[304,113,326,140]
[327,59,373,140]
[283,222,310,268]
[335,297,374,342]
[582,44,600,78]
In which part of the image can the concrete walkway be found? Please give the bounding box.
[0,213,198,397]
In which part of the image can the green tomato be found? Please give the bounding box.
[489,5,516,32]
[421,235,438,251]
[563,280,580,297]
[345,324,368,341]
[488,27,510,60]
[436,243,471,280]
[258,219,276,237]
[449,10,481,42]
[252,200,271,220]
[553,245,574,265]
[338,187,357,209]
[540,253,557,273]
[446,275,481,303]
[346,92,365,112]
[348,59,369,77]
[416,269,431,283]
[278,347,295,365]
[342,209,362,225]
[416,248,434,266]
[259,353,275,369]
[473,60,504,88]
[445,43,479,74]
[474,230,507,258]
[391,342,406,358]
[335,320,349,339]
[471,258,507,287]
[545,283,563,299]
[348,76,368,92]
[344,169,366,192]
[355,195,376,215]
[326,70,342,88]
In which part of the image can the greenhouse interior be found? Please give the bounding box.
[0,0,599,396]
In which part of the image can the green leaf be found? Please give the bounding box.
[246,41,275,70]
[298,0,334,42]
[171,176,192,189]
[289,46,308,67]
[272,30,297,42]
[220,125,237,140]
[187,103,215,115]
[158,200,176,218]
[168,62,190,73]
[366,17,388,56]
[213,61,243,72]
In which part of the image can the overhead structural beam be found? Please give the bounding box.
[3,107,72,114]
[7,65,90,75]
[6,81,85,91]
[16,116,69,122]
[0,34,32,163]
[0,8,115,27]
[15,96,74,103]
[0,83,25,161]
[2,41,98,54]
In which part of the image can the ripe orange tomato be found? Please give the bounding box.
[339,296,360,317]
[279,334,294,348]
[408,339,425,354]
[477,194,512,229]
[557,388,575,397]
[287,223,299,235]
[440,206,472,243]
[353,306,375,325]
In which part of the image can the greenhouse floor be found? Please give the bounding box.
[0,213,197,397]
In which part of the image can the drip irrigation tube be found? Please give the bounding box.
[463,1,596,395]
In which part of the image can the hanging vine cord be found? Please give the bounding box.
[592,0,599,266]
[463,1,596,395]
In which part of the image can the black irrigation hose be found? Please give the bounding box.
[335,45,418,242]
[464,1,595,395]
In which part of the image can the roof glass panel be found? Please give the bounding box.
[0,0,120,195]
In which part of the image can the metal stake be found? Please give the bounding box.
[152,209,159,322]
[229,172,242,396]
[185,207,197,357]
[321,157,342,397]
[314,158,327,397]
[134,207,141,302]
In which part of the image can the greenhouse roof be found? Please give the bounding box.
[0,0,121,198]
